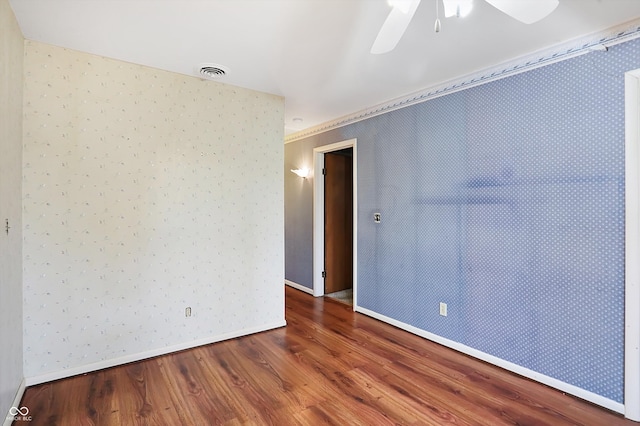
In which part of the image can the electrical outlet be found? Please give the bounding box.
[185,307,192,317]
[439,302,447,317]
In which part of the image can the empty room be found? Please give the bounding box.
[3,0,640,424]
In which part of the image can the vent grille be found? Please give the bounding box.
[197,63,229,80]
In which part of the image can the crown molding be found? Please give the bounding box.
[285,18,640,144]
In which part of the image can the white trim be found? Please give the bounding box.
[24,321,286,387]
[625,68,640,422]
[312,149,325,298]
[352,143,358,309]
[355,306,624,414]
[285,279,314,295]
[285,19,640,144]
[312,139,358,310]
[3,378,26,426]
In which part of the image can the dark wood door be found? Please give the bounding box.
[324,151,353,294]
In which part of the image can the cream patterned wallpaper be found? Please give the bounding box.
[22,41,285,379]
[0,0,24,414]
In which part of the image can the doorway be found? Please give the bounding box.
[324,148,353,304]
[312,139,357,309]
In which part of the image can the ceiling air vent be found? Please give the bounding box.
[197,63,229,80]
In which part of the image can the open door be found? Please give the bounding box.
[324,149,353,294]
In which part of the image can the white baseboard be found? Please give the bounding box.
[3,378,26,426]
[25,321,286,387]
[285,279,314,295]
[355,306,624,415]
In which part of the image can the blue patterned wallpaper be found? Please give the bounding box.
[284,141,314,289]
[284,38,640,402]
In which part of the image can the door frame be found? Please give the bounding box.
[312,138,357,308]
[625,68,640,421]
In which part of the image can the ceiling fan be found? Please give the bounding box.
[371,0,560,54]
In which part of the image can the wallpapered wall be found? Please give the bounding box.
[22,41,285,379]
[284,141,314,289]
[0,0,24,416]
[284,38,640,404]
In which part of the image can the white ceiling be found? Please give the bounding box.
[9,0,640,135]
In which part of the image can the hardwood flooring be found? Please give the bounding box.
[17,286,634,425]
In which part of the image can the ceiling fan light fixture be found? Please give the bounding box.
[373,0,560,55]
[442,0,473,18]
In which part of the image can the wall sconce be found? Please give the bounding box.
[291,168,310,179]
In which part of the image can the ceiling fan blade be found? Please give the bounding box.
[371,0,421,54]
[484,0,559,24]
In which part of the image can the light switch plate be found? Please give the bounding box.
[439,302,447,316]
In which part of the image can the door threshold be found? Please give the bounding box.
[325,288,353,305]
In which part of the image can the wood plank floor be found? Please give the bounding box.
[17,286,635,425]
